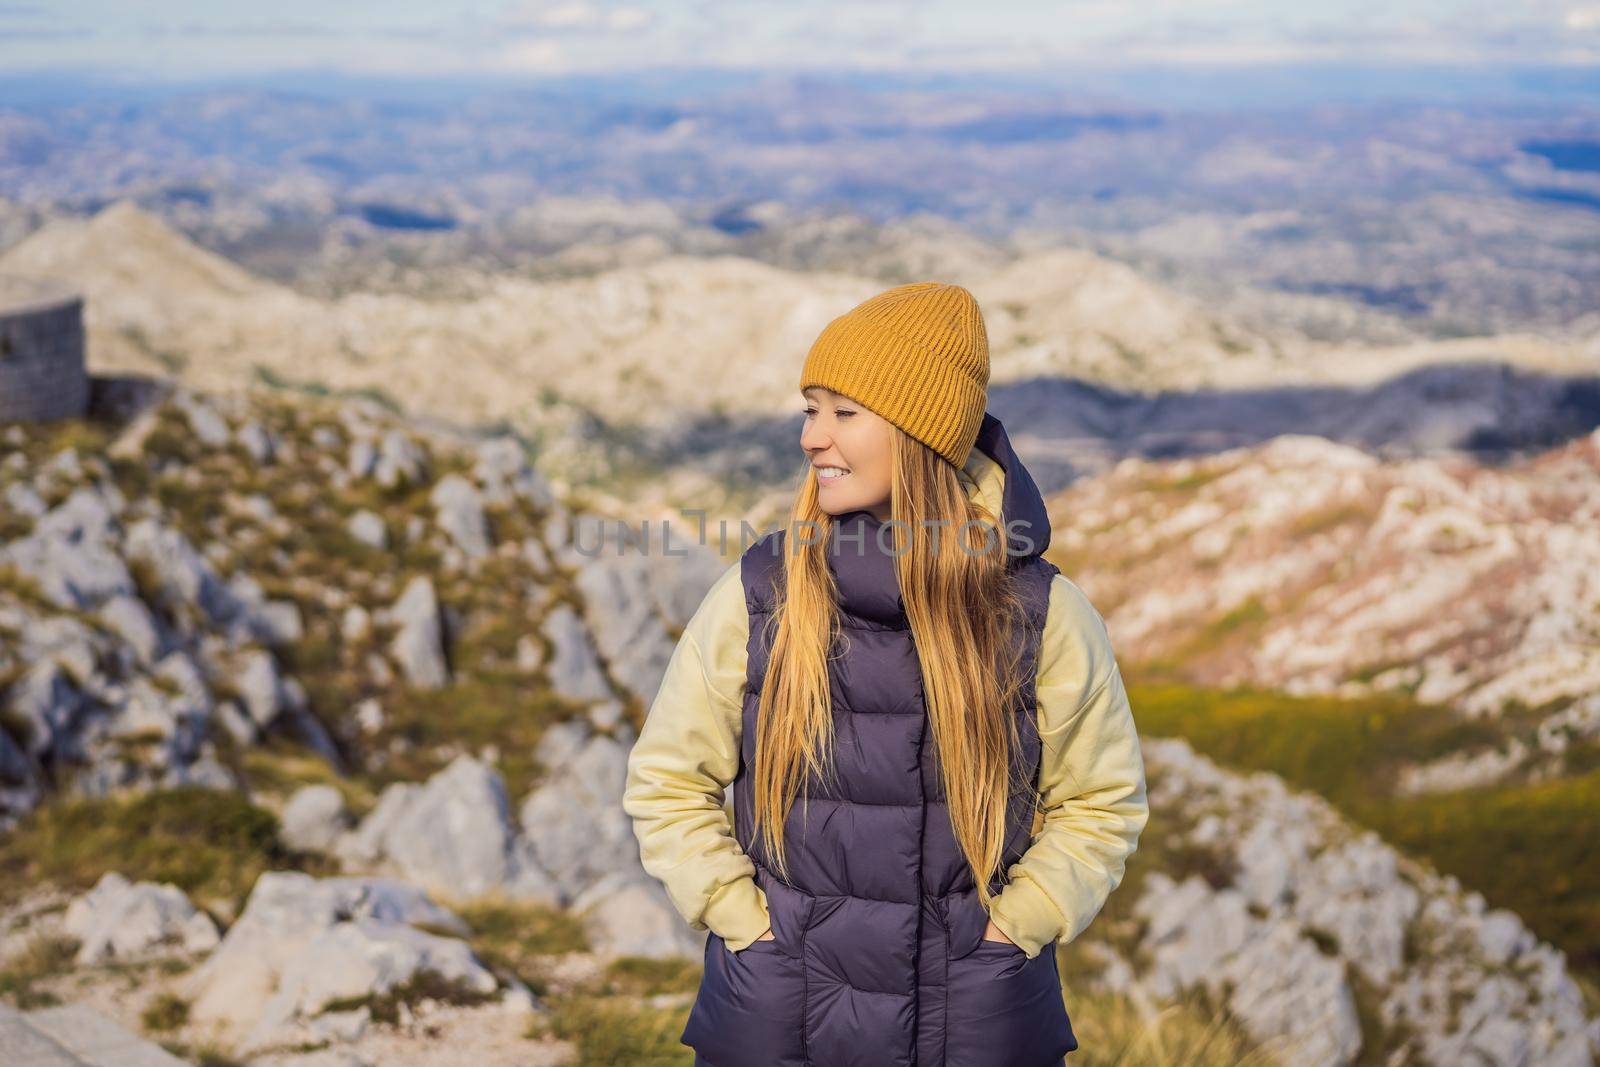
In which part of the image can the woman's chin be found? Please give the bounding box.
[814,487,887,520]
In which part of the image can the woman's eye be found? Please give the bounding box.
[836,410,855,418]
[803,407,817,417]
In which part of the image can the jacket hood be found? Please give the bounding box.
[959,411,1052,560]
[835,410,1052,565]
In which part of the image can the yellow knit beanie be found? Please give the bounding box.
[799,281,989,468]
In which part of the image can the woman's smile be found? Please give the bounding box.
[815,465,851,485]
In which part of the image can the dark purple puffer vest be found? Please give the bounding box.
[681,414,1079,1067]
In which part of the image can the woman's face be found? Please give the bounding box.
[801,386,895,523]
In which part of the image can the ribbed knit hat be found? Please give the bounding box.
[799,282,989,468]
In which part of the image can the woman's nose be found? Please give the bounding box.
[801,419,830,453]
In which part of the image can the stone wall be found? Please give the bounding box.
[0,275,88,423]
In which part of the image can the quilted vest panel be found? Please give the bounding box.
[680,511,1078,1067]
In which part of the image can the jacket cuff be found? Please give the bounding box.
[703,876,771,952]
[987,873,1065,960]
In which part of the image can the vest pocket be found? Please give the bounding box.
[940,884,998,961]
[752,864,816,961]
[946,944,1078,1066]
[971,935,1026,958]
[684,931,810,1067]
[680,867,818,1063]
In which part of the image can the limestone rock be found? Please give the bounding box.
[335,755,555,903]
[182,871,488,1052]
[383,575,450,689]
[540,604,610,703]
[430,473,492,559]
[281,784,353,854]
[63,870,220,965]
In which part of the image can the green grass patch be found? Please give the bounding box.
[141,991,191,1031]
[174,1046,246,1067]
[322,968,499,1023]
[0,786,320,914]
[531,994,695,1067]
[1358,769,1600,981]
[252,364,401,414]
[0,562,51,607]
[231,737,378,818]
[1285,501,1374,539]
[1127,676,1600,990]
[1132,596,1266,682]
[1065,983,1283,1066]
[378,673,574,799]
[1127,679,1503,798]
[602,955,703,999]
[0,502,36,542]
[449,897,591,994]
[0,932,78,1009]
[1136,466,1230,494]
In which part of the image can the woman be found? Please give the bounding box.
[623,282,1149,1067]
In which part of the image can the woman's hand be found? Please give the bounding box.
[981,920,1015,945]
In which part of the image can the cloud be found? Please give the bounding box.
[499,1,656,35]
[490,37,569,71]
[152,20,335,39]
[11,0,1600,82]
[1567,6,1600,30]
[1,25,95,40]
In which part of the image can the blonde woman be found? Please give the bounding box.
[623,283,1149,1067]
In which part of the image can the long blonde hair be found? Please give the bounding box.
[752,425,1039,910]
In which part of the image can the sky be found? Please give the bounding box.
[2,0,1599,81]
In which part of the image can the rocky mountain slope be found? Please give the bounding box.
[0,379,732,827]
[1100,736,1597,1066]
[1045,429,1600,718]
[0,381,731,1062]
[1,382,1596,1065]
[1037,425,1600,1040]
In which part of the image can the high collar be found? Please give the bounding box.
[827,412,1052,624]
[958,410,1052,560]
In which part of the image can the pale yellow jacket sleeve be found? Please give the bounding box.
[622,558,773,952]
[986,573,1150,959]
